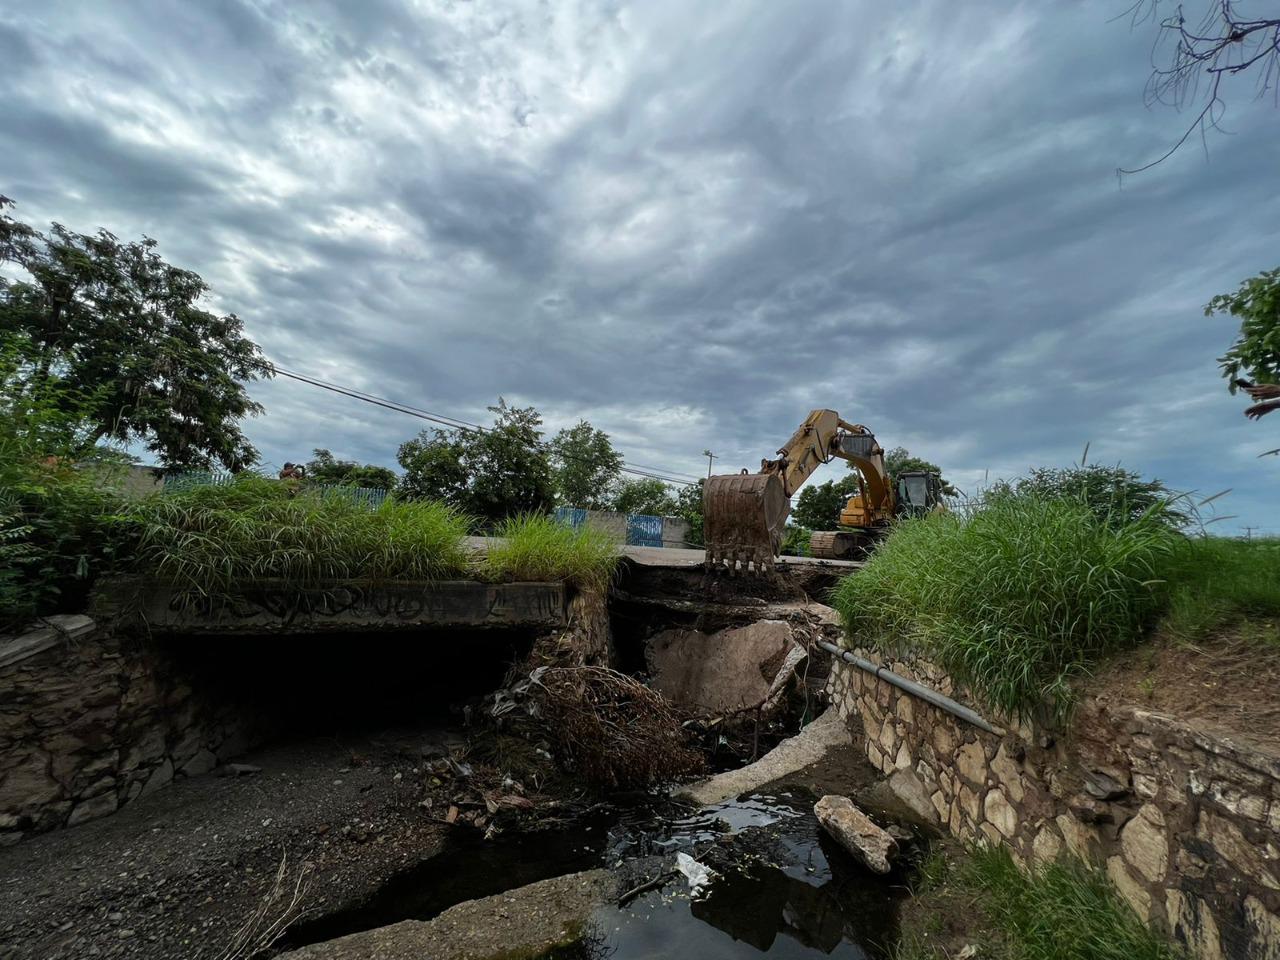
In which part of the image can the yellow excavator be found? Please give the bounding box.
[703,409,944,571]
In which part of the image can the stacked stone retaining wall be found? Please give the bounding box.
[0,617,256,844]
[827,651,1280,960]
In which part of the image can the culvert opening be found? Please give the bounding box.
[157,626,543,738]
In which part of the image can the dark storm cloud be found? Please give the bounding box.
[2,0,1277,528]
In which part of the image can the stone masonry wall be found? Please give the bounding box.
[0,617,257,845]
[827,651,1280,960]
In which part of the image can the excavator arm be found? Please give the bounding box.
[703,409,893,572]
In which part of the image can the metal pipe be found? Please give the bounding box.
[816,640,1004,736]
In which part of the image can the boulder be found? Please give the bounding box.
[814,795,898,874]
[646,620,801,714]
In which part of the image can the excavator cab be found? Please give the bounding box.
[896,471,944,518]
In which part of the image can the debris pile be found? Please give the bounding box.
[490,664,705,791]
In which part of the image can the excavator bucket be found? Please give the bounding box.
[703,472,788,574]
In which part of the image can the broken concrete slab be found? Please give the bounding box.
[647,619,801,714]
[280,868,620,960]
[814,794,898,874]
[674,709,851,806]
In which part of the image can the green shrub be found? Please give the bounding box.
[781,525,811,557]
[483,514,619,591]
[832,494,1178,718]
[126,474,472,596]
[1161,536,1280,644]
[958,844,1181,960]
[990,464,1189,529]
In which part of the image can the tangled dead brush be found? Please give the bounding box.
[491,665,704,791]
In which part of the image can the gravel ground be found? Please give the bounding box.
[0,729,465,960]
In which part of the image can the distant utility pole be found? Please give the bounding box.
[702,449,718,478]
[1244,526,1258,541]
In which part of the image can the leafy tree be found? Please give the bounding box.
[792,475,861,530]
[305,448,397,490]
[467,400,555,524]
[0,199,271,470]
[0,335,132,628]
[674,479,705,546]
[396,399,555,525]
[549,420,622,509]
[997,465,1189,530]
[396,431,470,507]
[1207,267,1280,420]
[882,447,956,496]
[610,477,676,516]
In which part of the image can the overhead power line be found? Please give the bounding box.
[269,364,699,487]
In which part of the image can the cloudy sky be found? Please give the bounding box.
[3,1,1277,530]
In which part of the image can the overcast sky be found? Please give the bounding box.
[3,1,1277,530]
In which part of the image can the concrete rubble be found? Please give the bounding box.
[813,794,898,874]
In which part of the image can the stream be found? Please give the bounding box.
[279,788,915,959]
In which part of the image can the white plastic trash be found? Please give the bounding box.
[675,851,717,900]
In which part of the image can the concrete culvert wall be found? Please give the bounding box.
[0,616,545,843]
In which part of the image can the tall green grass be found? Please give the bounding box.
[832,495,1179,718]
[483,514,619,591]
[957,845,1181,960]
[1161,536,1280,645]
[126,474,472,595]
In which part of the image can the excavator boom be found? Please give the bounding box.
[703,409,885,572]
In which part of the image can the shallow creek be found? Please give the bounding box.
[280,789,914,959]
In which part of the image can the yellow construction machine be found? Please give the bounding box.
[703,409,944,571]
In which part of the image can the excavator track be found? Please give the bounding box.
[809,529,878,561]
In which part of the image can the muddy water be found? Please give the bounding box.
[559,791,907,959]
[281,790,910,959]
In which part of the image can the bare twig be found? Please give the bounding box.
[1119,1,1280,178]
[217,851,313,960]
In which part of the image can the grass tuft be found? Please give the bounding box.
[483,514,619,591]
[126,474,472,595]
[831,494,1180,719]
[1160,536,1280,646]
[956,844,1182,960]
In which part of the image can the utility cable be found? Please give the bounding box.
[268,363,698,486]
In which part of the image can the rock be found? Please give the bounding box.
[1119,804,1167,883]
[1244,896,1280,957]
[991,744,1024,804]
[179,748,217,778]
[646,620,799,713]
[956,741,986,786]
[1084,769,1129,801]
[886,768,941,827]
[983,789,1018,838]
[1032,825,1063,864]
[0,754,64,817]
[67,790,118,827]
[1056,813,1099,861]
[217,763,262,778]
[1106,856,1151,921]
[138,759,173,798]
[813,795,897,874]
[1166,890,1224,960]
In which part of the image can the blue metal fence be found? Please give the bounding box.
[625,513,664,548]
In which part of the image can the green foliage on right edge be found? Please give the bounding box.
[991,464,1189,529]
[831,493,1180,719]
[957,845,1182,960]
[1208,266,1280,393]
